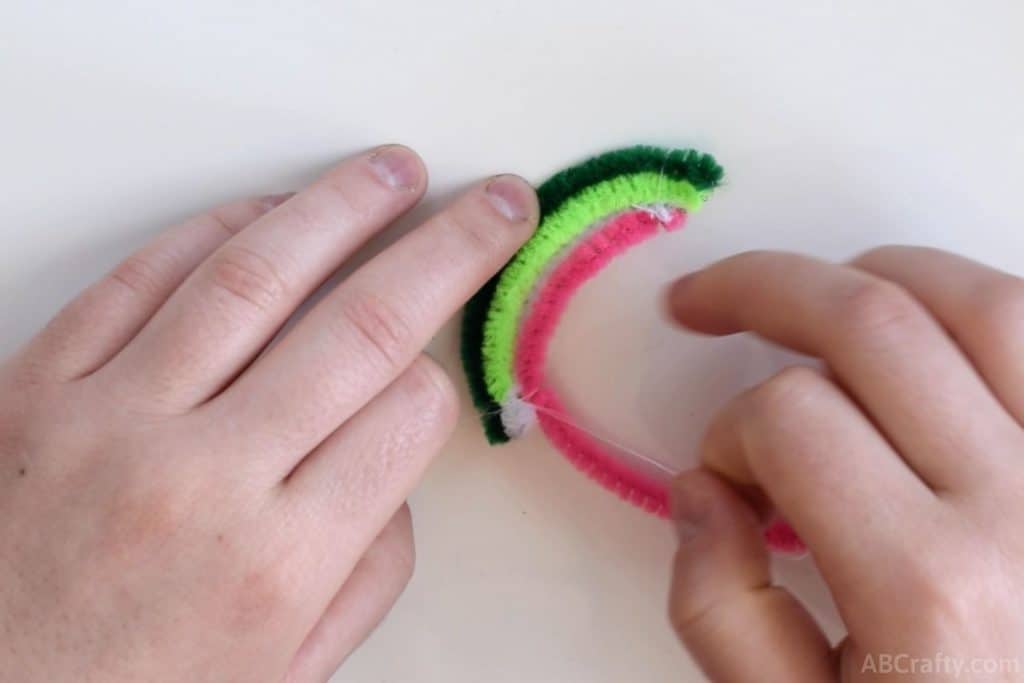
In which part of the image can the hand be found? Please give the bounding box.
[0,146,538,681]
[665,248,1024,681]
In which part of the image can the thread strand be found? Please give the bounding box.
[477,400,678,477]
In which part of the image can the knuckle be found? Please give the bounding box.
[207,245,288,314]
[718,249,782,273]
[852,244,905,266]
[735,368,830,470]
[748,366,827,422]
[393,544,416,587]
[837,279,922,338]
[317,172,369,218]
[667,600,692,638]
[402,357,459,430]
[336,290,414,371]
[108,254,166,300]
[974,277,1024,334]
[668,578,784,645]
[377,506,416,586]
[729,249,777,266]
[447,206,507,257]
[900,553,980,643]
[666,563,708,638]
[332,365,455,516]
[201,206,245,238]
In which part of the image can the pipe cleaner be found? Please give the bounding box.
[460,145,803,554]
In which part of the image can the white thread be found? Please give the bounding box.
[499,390,537,438]
[490,147,685,479]
[528,401,678,476]
[630,202,675,225]
[632,145,677,227]
[487,397,677,477]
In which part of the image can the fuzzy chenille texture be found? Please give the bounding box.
[458,150,808,554]
[460,145,723,444]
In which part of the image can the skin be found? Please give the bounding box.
[0,145,1020,681]
[0,145,540,681]
[666,249,1024,681]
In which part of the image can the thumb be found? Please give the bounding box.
[668,470,835,682]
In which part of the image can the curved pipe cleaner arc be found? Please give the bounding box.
[460,145,803,552]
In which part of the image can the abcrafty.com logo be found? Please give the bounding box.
[862,653,1021,678]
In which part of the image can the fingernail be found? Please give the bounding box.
[258,192,295,211]
[671,482,711,544]
[369,145,422,191]
[486,175,534,222]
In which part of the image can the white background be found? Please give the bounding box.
[2,2,1022,681]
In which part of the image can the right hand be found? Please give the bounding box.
[664,248,1024,681]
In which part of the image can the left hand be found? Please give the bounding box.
[0,145,538,682]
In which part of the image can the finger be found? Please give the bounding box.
[213,175,537,471]
[852,245,1024,425]
[667,251,1021,491]
[102,145,426,410]
[20,194,291,381]
[283,356,457,577]
[699,366,937,626]
[286,505,414,683]
[668,470,834,682]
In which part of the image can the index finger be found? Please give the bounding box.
[205,175,538,475]
[666,251,1020,492]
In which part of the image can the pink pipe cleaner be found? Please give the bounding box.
[514,208,685,516]
[511,207,806,553]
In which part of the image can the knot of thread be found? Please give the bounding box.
[631,202,675,225]
[499,391,537,438]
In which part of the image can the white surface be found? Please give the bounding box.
[2,2,1023,681]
